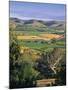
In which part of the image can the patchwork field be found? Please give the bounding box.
[16,33,65,50]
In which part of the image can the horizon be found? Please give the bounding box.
[9,1,66,21]
[10,17,65,22]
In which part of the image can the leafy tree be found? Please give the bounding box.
[9,21,16,45]
[56,55,66,85]
[9,22,21,88]
[17,60,39,88]
[34,52,53,79]
[9,22,39,88]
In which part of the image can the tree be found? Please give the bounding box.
[9,22,21,88]
[34,52,53,79]
[9,22,39,88]
[9,21,16,46]
[17,60,39,88]
[56,55,66,85]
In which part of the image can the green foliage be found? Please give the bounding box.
[9,22,16,46]
[9,24,39,88]
[34,52,54,79]
[9,19,66,88]
[57,64,66,85]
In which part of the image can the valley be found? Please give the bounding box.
[10,17,66,88]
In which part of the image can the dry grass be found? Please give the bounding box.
[17,34,63,41]
[17,35,50,41]
[40,34,63,39]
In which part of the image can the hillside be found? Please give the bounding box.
[10,17,65,30]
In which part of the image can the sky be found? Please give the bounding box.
[9,1,66,21]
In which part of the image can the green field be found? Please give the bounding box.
[16,26,65,50]
[16,30,65,36]
[17,40,65,50]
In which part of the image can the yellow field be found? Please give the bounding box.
[17,34,63,41]
[17,35,50,41]
[40,34,63,39]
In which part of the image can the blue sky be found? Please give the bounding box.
[9,1,66,21]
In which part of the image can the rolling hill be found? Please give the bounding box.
[10,17,65,30]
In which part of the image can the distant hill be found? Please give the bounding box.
[10,17,25,25]
[41,20,65,29]
[10,17,65,30]
[25,20,47,28]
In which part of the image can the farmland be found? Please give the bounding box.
[10,18,66,88]
[16,33,65,50]
[17,34,63,40]
[14,19,65,51]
